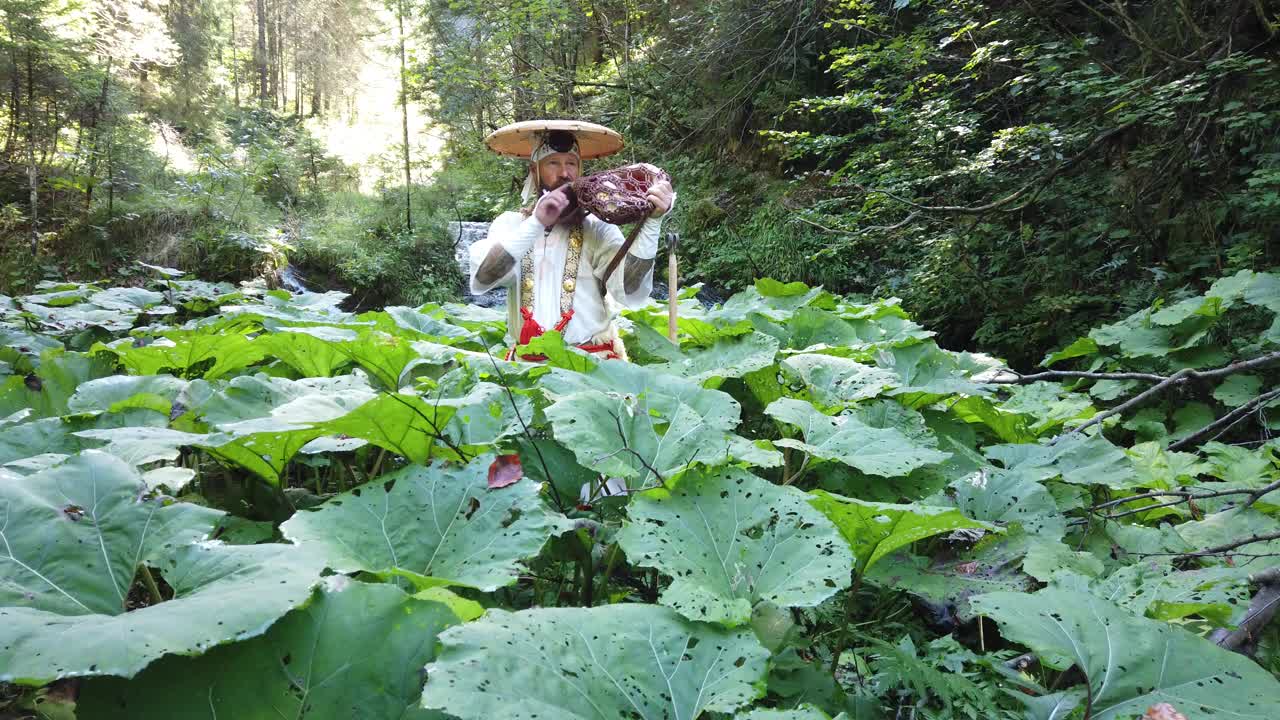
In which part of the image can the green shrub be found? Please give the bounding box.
[291,188,462,308]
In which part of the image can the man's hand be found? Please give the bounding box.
[639,163,674,217]
[534,185,573,227]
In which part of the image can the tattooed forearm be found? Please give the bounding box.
[475,245,516,286]
[623,255,655,295]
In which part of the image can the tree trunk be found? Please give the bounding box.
[267,6,278,109]
[311,65,321,117]
[398,0,412,231]
[293,40,301,116]
[5,16,20,159]
[256,0,268,105]
[232,11,240,107]
[85,58,112,211]
[25,46,37,256]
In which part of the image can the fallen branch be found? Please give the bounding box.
[1175,530,1280,560]
[1069,368,1193,436]
[985,351,1280,438]
[1079,478,1280,524]
[1210,567,1280,653]
[1168,387,1280,451]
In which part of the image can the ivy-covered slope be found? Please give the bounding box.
[1,266,1279,718]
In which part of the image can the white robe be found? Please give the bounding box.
[469,211,666,345]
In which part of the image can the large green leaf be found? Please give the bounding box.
[736,706,848,719]
[94,330,267,379]
[636,326,781,384]
[542,361,780,485]
[1089,562,1251,625]
[971,588,1280,719]
[0,451,221,615]
[79,578,457,720]
[952,467,1065,538]
[617,466,852,625]
[766,398,949,478]
[1,540,325,685]
[872,343,989,403]
[866,543,1034,621]
[985,432,1138,489]
[421,603,769,719]
[779,354,897,406]
[322,382,530,464]
[282,456,572,590]
[809,490,995,575]
[66,374,189,416]
[255,324,357,377]
[188,373,379,482]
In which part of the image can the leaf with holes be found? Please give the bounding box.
[542,361,780,486]
[971,588,1280,720]
[1,534,324,685]
[78,578,457,720]
[781,353,899,406]
[766,398,949,478]
[281,455,572,590]
[421,603,768,720]
[618,466,852,626]
[809,490,996,575]
[0,450,221,616]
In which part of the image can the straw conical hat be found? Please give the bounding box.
[484,119,623,160]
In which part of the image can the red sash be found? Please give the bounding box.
[507,307,619,362]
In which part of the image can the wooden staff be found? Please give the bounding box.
[667,232,679,343]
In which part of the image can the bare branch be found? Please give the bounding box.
[1168,387,1280,451]
[1175,530,1280,560]
[1070,368,1194,436]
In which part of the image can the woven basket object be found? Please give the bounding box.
[572,164,671,225]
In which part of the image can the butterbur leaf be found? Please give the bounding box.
[767,397,950,478]
[1,541,325,685]
[781,354,898,406]
[542,361,780,485]
[809,490,995,575]
[617,466,852,625]
[640,327,781,384]
[986,432,1137,489]
[79,578,458,720]
[971,588,1280,719]
[0,451,221,615]
[736,705,847,719]
[421,604,768,720]
[952,467,1065,538]
[282,455,572,590]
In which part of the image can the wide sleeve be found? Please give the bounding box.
[468,211,544,295]
[587,212,666,309]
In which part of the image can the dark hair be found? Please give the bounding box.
[544,129,577,153]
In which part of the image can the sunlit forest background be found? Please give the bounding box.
[2,0,1278,366]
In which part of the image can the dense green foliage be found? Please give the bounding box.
[2,262,1279,717]
[2,2,1280,715]
[420,0,1280,365]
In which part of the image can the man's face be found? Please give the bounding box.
[537,152,580,191]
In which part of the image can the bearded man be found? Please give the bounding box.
[468,120,674,360]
